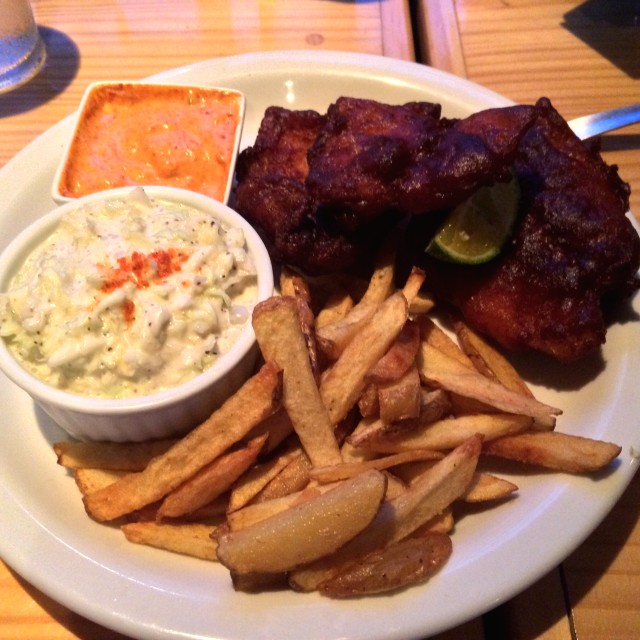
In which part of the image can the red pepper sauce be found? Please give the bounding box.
[58,83,243,202]
[98,248,189,323]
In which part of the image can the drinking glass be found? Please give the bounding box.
[0,0,46,93]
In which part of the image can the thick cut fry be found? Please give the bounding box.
[357,384,380,417]
[252,451,311,502]
[408,291,436,316]
[320,292,408,425]
[357,414,532,453]
[122,522,219,561]
[365,320,420,385]
[253,297,341,467]
[217,470,387,574]
[452,319,556,430]
[227,441,302,513]
[74,468,126,495]
[227,483,340,531]
[309,449,444,483]
[54,438,177,471]
[383,471,409,500]
[358,239,396,306]
[279,267,319,379]
[279,267,311,300]
[245,407,294,455]
[316,301,377,360]
[318,531,452,598]
[289,435,481,591]
[157,435,267,520]
[378,366,422,423]
[176,495,228,521]
[415,508,454,535]
[349,388,451,449]
[461,472,519,502]
[401,266,426,305]
[83,363,282,522]
[454,318,525,391]
[387,434,482,541]
[483,431,622,473]
[417,342,561,422]
[419,316,475,368]
[315,288,354,328]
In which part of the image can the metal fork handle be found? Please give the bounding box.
[569,103,640,140]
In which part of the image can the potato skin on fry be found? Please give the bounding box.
[482,431,622,473]
[217,470,387,574]
[318,532,452,597]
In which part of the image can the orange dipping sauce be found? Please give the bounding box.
[55,83,244,202]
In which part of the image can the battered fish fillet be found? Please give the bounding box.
[411,98,640,362]
[306,96,537,218]
[233,106,379,273]
[235,97,536,272]
[235,96,638,360]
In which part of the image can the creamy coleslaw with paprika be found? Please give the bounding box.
[0,188,257,398]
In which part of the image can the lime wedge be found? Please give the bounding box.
[426,175,520,264]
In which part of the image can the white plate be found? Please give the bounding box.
[0,51,638,640]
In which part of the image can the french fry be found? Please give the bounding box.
[227,441,302,513]
[83,362,282,522]
[419,316,475,368]
[357,383,380,417]
[365,320,420,385]
[318,531,452,597]
[315,241,396,360]
[417,342,561,422]
[320,292,408,425]
[482,431,622,473]
[55,438,177,471]
[74,468,126,495]
[401,266,426,305]
[408,291,436,316]
[452,319,556,430]
[316,301,378,360]
[461,472,518,502]
[378,366,422,423]
[245,407,294,455]
[382,471,409,500]
[279,267,310,300]
[217,470,387,574]
[345,392,451,451]
[289,435,481,592]
[387,433,482,541]
[309,449,444,483]
[122,522,219,561]
[157,435,267,520]
[356,414,532,454]
[415,508,454,535]
[358,239,396,306]
[175,495,228,522]
[251,451,311,502]
[227,483,340,531]
[279,267,319,380]
[315,288,354,328]
[253,296,342,467]
[340,428,379,464]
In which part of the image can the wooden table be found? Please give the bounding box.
[0,1,638,638]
